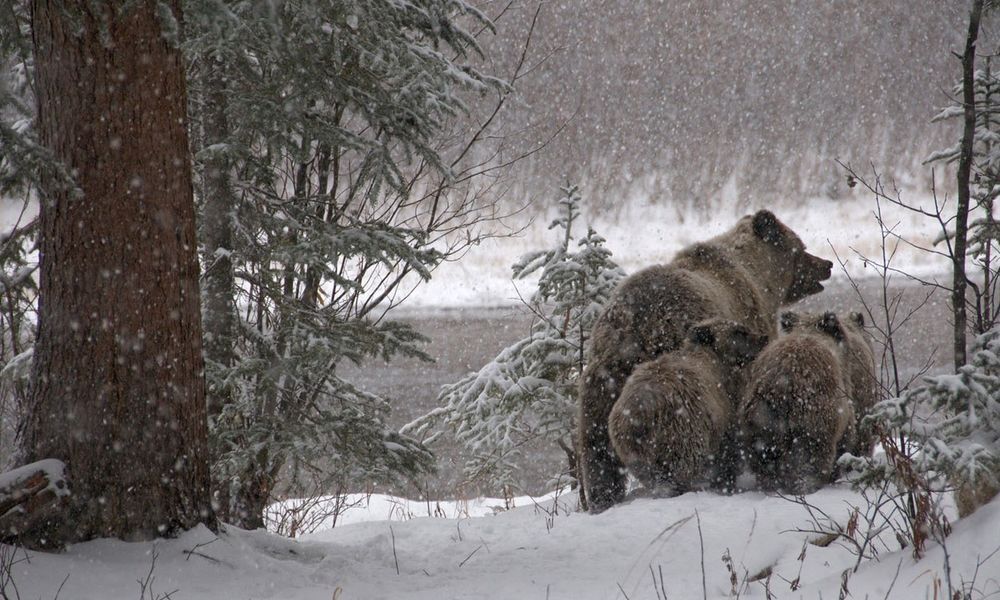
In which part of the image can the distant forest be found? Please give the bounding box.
[484,1,969,208]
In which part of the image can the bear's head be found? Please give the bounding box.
[688,319,770,367]
[751,210,833,303]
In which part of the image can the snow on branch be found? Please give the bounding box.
[0,459,69,539]
[403,185,625,490]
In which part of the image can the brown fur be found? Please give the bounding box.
[741,312,872,493]
[838,312,878,456]
[608,320,768,495]
[956,476,1000,518]
[578,210,833,511]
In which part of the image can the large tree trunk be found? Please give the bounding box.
[24,0,215,545]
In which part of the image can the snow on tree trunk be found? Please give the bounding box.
[23,0,214,545]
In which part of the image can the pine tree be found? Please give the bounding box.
[910,328,1000,490]
[925,4,999,359]
[0,2,45,461]
[0,0,52,194]
[927,65,1000,329]
[180,0,512,526]
[1,0,526,530]
[848,326,1000,514]
[403,185,625,494]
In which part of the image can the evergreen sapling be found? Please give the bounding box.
[404,185,625,495]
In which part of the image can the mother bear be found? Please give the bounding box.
[579,210,833,511]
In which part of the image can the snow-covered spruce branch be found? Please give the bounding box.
[179,0,540,527]
[403,185,625,492]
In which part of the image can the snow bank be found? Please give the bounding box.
[0,190,955,312]
[403,191,949,309]
[7,485,998,600]
[266,490,568,531]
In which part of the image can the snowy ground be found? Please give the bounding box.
[4,190,986,599]
[7,486,999,600]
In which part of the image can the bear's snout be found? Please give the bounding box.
[814,256,834,280]
[804,253,834,281]
[785,253,833,302]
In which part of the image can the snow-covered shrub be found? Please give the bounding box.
[875,326,1000,517]
[210,317,437,527]
[403,185,625,492]
[899,327,1000,490]
[842,326,1000,552]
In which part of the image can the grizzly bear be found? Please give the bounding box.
[579,210,833,511]
[608,319,769,496]
[956,476,1000,518]
[740,311,875,493]
[835,312,878,457]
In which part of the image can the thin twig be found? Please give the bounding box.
[695,509,707,600]
[458,544,482,568]
[183,537,219,562]
[616,582,632,600]
[52,572,70,600]
[883,557,905,600]
[390,526,400,575]
[649,564,663,600]
[616,515,694,597]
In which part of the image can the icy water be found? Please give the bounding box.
[344,275,954,499]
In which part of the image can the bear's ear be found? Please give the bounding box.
[779,311,799,332]
[728,326,769,363]
[817,311,845,342]
[849,311,865,328]
[752,210,784,246]
[688,324,717,347]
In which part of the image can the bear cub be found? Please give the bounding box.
[740,311,875,493]
[608,319,769,496]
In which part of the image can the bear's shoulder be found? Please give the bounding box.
[674,242,737,268]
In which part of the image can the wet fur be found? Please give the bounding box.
[741,312,874,493]
[838,313,878,456]
[608,320,767,495]
[956,476,1000,517]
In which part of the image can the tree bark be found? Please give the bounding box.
[198,55,238,522]
[955,0,984,370]
[25,0,215,545]
[200,55,238,421]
